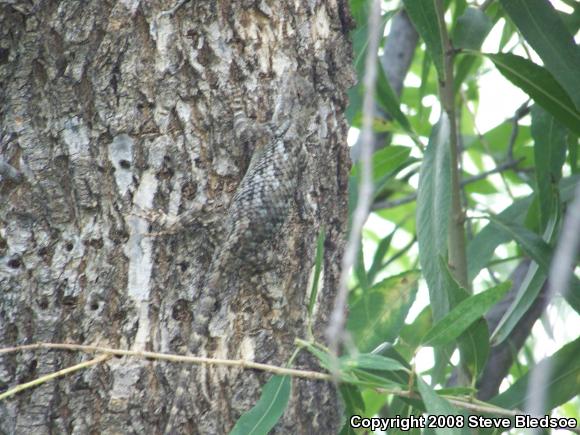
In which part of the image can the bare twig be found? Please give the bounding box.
[326,0,381,353]
[1,342,549,424]
[0,343,331,382]
[0,354,111,401]
[507,101,530,161]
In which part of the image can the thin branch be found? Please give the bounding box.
[461,157,524,185]
[326,0,381,353]
[0,343,332,382]
[0,354,111,401]
[0,342,547,424]
[507,101,530,161]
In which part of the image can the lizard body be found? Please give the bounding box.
[163,72,316,433]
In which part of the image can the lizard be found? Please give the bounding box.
[162,70,318,434]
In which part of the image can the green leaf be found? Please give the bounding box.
[531,106,568,229]
[422,281,511,347]
[355,239,369,290]
[416,377,467,435]
[340,354,408,373]
[490,208,560,345]
[437,260,492,377]
[352,145,411,182]
[452,7,493,50]
[367,230,395,285]
[499,0,580,110]
[491,262,545,345]
[486,53,580,136]
[467,176,579,280]
[467,196,531,280]
[418,52,433,120]
[417,115,452,320]
[301,342,333,371]
[486,214,553,272]
[229,376,291,435]
[403,0,445,78]
[347,11,396,125]
[376,62,414,134]
[454,54,483,94]
[348,271,420,352]
[492,336,580,412]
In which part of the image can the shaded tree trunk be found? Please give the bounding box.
[0,1,354,433]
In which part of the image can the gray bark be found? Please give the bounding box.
[0,1,354,433]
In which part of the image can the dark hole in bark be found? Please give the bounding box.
[38,297,49,310]
[7,257,21,268]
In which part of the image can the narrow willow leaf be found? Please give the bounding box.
[486,214,553,272]
[352,146,411,182]
[422,281,511,347]
[229,376,291,435]
[490,261,545,345]
[454,54,483,94]
[355,239,369,290]
[352,11,396,74]
[340,354,408,372]
[348,271,420,352]
[531,106,568,229]
[491,208,560,344]
[367,231,394,285]
[417,115,452,320]
[467,176,579,280]
[500,0,580,110]
[439,260,490,377]
[308,227,326,318]
[467,197,531,280]
[492,336,580,412]
[403,0,445,77]
[452,7,493,50]
[376,62,414,134]
[349,368,406,389]
[301,342,333,371]
[418,52,432,120]
[347,11,396,125]
[416,377,467,435]
[486,53,580,135]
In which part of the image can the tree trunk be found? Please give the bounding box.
[0,1,354,433]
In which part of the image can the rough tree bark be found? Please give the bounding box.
[0,1,354,433]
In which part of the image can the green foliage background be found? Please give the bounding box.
[233,1,580,433]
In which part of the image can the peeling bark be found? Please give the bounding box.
[0,1,354,433]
